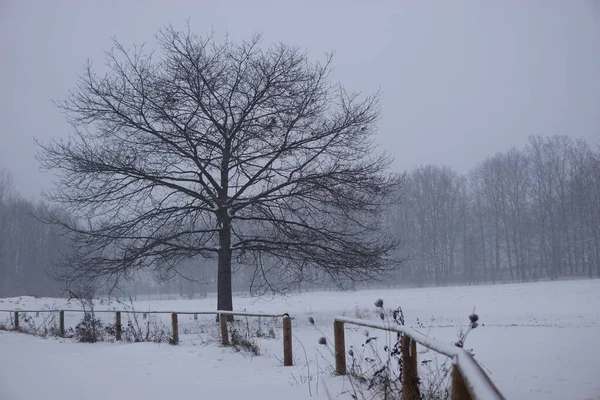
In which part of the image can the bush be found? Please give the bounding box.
[75,313,104,343]
[346,305,406,400]
[45,323,63,338]
[230,328,260,356]
[114,299,173,344]
[121,314,171,344]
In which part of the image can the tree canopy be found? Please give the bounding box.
[37,27,402,311]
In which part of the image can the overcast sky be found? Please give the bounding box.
[1,0,599,199]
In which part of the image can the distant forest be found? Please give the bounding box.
[389,135,600,286]
[1,134,599,298]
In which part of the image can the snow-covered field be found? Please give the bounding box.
[1,279,599,399]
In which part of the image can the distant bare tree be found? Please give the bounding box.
[567,140,597,277]
[526,135,573,279]
[0,168,13,296]
[411,166,466,284]
[0,168,66,297]
[0,168,13,204]
[37,27,402,313]
[471,155,507,282]
[498,148,532,281]
[389,165,465,285]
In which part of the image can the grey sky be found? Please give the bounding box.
[1,0,598,200]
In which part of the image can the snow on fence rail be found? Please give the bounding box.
[333,316,505,400]
[0,309,293,367]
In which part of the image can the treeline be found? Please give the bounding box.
[1,134,599,298]
[388,135,600,286]
[0,169,65,297]
[0,168,214,299]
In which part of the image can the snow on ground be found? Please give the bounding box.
[0,330,310,400]
[1,279,599,399]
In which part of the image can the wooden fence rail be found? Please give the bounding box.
[1,309,293,367]
[333,316,505,400]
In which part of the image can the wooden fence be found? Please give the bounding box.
[3,308,506,398]
[1,309,293,366]
[333,316,505,400]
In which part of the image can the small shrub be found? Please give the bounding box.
[75,313,104,343]
[45,323,63,338]
[255,324,277,340]
[346,306,406,400]
[149,323,170,343]
[123,313,170,344]
[230,328,260,356]
[114,299,172,344]
[18,314,37,335]
[104,322,116,337]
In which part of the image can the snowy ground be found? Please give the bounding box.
[1,279,599,399]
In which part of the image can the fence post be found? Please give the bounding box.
[334,320,346,375]
[171,313,179,345]
[115,311,122,341]
[13,311,19,331]
[283,315,293,366]
[219,313,229,346]
[59,311,65,337]
[402,335,420,400]
[451,363,471,400]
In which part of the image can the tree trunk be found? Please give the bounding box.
[217,215,234,321]
[594,231,600,278]
[504,221,514,280]
[217,136,233,321]
[494,219,500,282]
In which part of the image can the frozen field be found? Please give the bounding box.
[1,279,599,399]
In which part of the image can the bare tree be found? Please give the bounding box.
[37,27,401,313]
[389,165,465,285]
[499,148,532,281]
[0,168,66,297]
[471,155,506,282]
[0,168,13,296]
[0,167,13,205]
[526,135,573,279]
